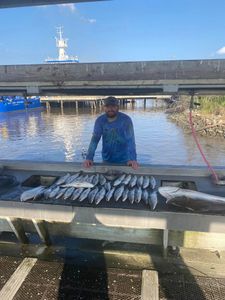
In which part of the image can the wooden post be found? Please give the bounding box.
[60,100,64,114]
[141,270,159,300]
[144,98,146,109]
[76,101,78,113]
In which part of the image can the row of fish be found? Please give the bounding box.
[20,172,158,209]
[53,172,157,190]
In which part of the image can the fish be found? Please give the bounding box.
[55,173,71,186]
[114,185,125,202]
[143,176,150,189]
[88,187,99,204]
[149,191,158,210]
[71,188,84,201]
[158,186,225,212]
[122,174,132,185]
[55,187,68,199]
[79,188,91,202]
[49,186,60,199]
[104,182,111,192]
[43,186,55,199]
[92,174,99,186]
[87,174,95,184]
[61,181,94,188]
[135,187,142,203]
[63,187,75,200]
[128,188,135,204]
[129,175,137,188]
[142,189,149,205]
[137,176,144,188]
[105,187,115,202]
[99,174,107,185]
[121,188,129,202]
[95,187,106,205]
[20,186,46,202]
[113,174,126,187]
[66,173,80,184]
[150,176,157,190]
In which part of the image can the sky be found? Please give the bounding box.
[0,0,225,64]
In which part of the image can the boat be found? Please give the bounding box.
[0,96,42,113]
[0,159,225,250]
[45,26,79,64]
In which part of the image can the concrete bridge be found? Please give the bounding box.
[0,59,225,96]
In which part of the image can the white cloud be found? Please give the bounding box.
[58,3,76,13]
[217,46,225,55]
[80,16,96,24]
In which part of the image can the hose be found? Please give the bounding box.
[189,94,219,184]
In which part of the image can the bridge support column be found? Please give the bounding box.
[60,100,64,113]
[75,101,78,113]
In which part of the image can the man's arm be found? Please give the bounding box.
[84,118,102,168]
[125,118,138,169]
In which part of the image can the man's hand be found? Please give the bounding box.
[83,160,93,168]
[127,160,139,170]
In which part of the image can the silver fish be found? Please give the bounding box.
[114,185,125,202]
[158,186,225,212]
[63,187,75,200]
[122,174,132,185]
[137,176,144,188]
[142,189,149,205]
[87,174,95,183]
[105,187,115,202]
[135,187,142,203]
[66,173,80,184]
[92,174,99,186]
[55,173,71,186]
[55,187,68,199]
[71,188,84,201]
[49,186,60,199]
[129,175,137,188]
[20,186,46,202]
[43,186,55,199]
[149,191,158,210]
[150,176,157,190]
[121,188,129,202]
[88,187,99,203]
[95,187,106,205]
[143,176,150,189]
[99,174,107,185]
[104,182,111,192]
[113,174,126,187]
[83,174,89,181]
[128,188,135,204]
[79,188,91,202]
[61,181,94,188]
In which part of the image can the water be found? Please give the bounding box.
[1,100,225,166]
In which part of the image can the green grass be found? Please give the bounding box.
[197,96,225,115]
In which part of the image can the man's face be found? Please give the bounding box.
[104,105,119,118]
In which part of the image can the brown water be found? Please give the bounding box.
[0,100,225,166]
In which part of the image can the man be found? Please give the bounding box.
[84,96,138,169]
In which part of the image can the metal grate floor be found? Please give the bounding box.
[0,256,22,290]
[159,273,225,300]
[13,260,142,300]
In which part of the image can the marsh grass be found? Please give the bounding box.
[196,96,225,115]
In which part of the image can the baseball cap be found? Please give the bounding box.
[104,96,119,106]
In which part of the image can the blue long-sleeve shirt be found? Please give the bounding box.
[86,112,137,163]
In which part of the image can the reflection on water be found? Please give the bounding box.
[0,100,225,166]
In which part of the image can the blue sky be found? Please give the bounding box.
[0,0,225,64]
